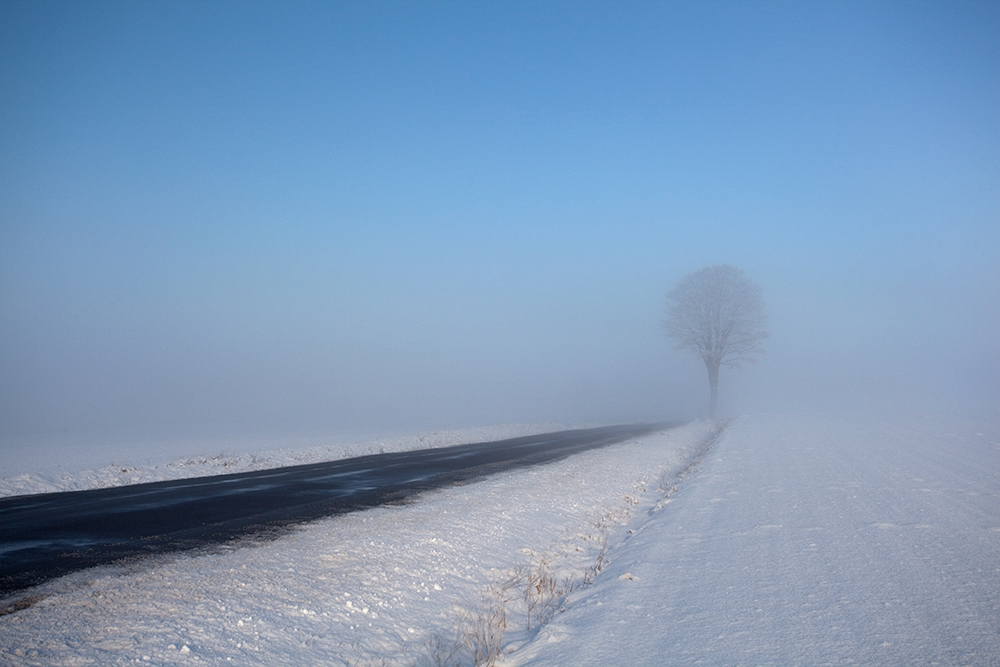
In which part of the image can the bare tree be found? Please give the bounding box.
[664,265,767,419]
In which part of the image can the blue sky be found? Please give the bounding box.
[1,1,998,438]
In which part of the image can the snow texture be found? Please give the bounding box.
[505,414,1000,666]
[2,415,997,666]
[0,422,713,665]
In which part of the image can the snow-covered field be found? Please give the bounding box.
[505,413,1000,666]
[1,414,997,667]
[0,421,716,665]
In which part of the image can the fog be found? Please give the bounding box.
[2,2,998,451]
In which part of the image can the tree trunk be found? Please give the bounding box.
[705,360,719,420]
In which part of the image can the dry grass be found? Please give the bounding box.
[422,495,638,666]
[421,422,734,666]
[420,550,577,666]
[522,553,573,630]
[462,575,518,666]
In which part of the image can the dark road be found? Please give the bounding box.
[0,423,669,597]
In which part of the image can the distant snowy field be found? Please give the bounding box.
[0,423,571,498]
[0,421,715,666]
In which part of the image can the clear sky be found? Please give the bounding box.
[1,1,997,440]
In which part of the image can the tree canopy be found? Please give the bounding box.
[664,265,767,417]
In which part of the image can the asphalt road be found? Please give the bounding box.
[0,423,668,597]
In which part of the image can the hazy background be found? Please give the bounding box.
[2,1,998,447]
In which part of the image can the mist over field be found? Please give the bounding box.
[1,1,997,453]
